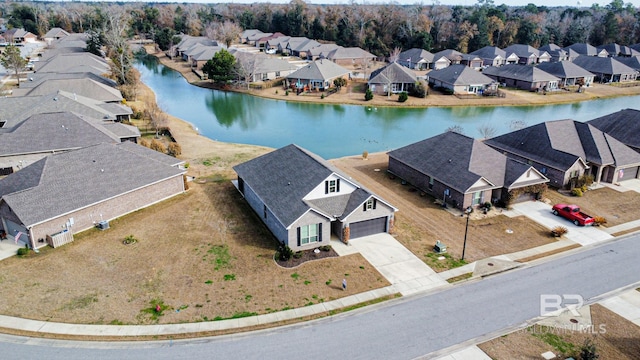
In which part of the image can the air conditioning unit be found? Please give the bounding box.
[96,221,110,230]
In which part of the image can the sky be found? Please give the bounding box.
[158,0,640,7]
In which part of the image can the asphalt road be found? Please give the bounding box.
[1,234,639,360]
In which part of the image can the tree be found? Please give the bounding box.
[0,45,27,85]
[205,20,243,48]
[364,88,374,101]
[477,123,497,139]
[446,125,464,134]
[234,52,259,90]
[333,77,347,90]
[388,47,402,63]
[202,49,236,85]
[85,30,102,57]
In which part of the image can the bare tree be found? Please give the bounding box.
[0,45,27,85]
[388,47,402,63]
[206,20,242,48]
[147,103,168,138]
[103,9,134,85]
[477,124,497,139]
[446,125,464,134]
[234,52,260,90]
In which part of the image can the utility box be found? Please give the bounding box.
[434,240,446,253]
[96,221,110,230]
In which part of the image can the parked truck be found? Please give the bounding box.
[552,204,595,226]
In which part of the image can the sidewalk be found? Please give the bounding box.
[600,289,640,327]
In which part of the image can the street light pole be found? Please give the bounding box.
[461,206,471,261]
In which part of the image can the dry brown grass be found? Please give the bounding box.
[479,304,640,359]
[0,182,389,325]
[545,187,640,227]
[331,153,558,270]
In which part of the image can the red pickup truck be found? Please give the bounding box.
[552,204,594,226]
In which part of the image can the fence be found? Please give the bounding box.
[46,230,74,248]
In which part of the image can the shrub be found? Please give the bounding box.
[277,243,293,261]
[150,139,166,153]
[593,216,607,226]
[320,93,325,99]
[579,339,599,360]
[364,88,374,101]
[333,77,347,89]
[17,247,29,256]
[551,226,568,237]
[293,251,303,259]
[398,91,408,102]
[139,138,150,148]
[571,188,583,197]
[483,201,492,210]
[319,245,332,252]
[167,142,182,157]
[285,90,289,96]
[411,80,428,98]
[362,150,369,160]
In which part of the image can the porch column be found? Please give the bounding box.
[595,165,603,184]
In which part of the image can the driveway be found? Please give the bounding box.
[506,201,613,246]
[333,233,449,296]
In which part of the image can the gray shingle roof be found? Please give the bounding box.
[536,61,595,79]
[613,56,640,71]
[35,53,108,74]
[0,91,127,128]
[483,64,559,82]
[369,62,417,85]
[433,49,463,62]
[16,78,123,102]
[572,56,636,75]
[565,43,601,56]
[470,46,507,58]
[485,119,640,170]
[233,144,391,228]
[587,109,640,150]
[0,142,185,227]
[44,27,70,39]
[0,112,121,156]
[398,48,435,63]
[388,132,506,193]
[427,64,494,85]
[21,72,117,89]
[326,47,375,60]
[286,60,350,82]
[503,44,541,57]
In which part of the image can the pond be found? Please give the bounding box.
[136,56,640,159]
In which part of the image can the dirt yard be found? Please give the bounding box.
[545,187,640,228]
[0,182,389,325]
[331,153,558,269]
[479,304,640,359]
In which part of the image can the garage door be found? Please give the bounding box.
[350,217,387,239]
[619,167,640,181]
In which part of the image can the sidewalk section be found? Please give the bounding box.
[600,289,640,327]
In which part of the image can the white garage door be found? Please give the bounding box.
[350,217,387,239]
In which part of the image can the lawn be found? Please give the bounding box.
[545,186,640,227]
[331,153,559,270]
[479,304,640,359]
[0,181,389,325]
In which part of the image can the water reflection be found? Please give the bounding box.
[135,55,640,159]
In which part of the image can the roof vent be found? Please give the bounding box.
[448,159,452,163]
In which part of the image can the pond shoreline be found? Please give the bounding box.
[145,46,640,109]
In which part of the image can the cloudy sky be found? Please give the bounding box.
[177,0,640,6]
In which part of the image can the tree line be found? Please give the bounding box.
[2,0,639,58]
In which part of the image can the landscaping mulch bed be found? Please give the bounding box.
[276,247,339,268]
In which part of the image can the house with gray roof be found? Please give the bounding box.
[232,51,298,82]
[483,64,559,91]
[34,53,109,75]
[0,91,132,128]
[538,44,569,62]
[0,142,186,249]
[325,47,376,67]
[427,64,496,95]
[368,62,417,95]
[285,37,321,58]
[265,36,291,53]
[188,45,225,69]
[565,43,608,57]
[233,144,397,249]
[470,46,519,67]
[572,56,638,83]
[307,43,341,60]
[388,132,549,210]
[21,72,117,89]
[536,61,595,87]
[3,28,37,44]
[0,111,138,175]
[240,29,264,44]
[484,119,640,188]
[398,48,435,70]
[43,27,70,44]
[613,55,640,72]
[12,78,124,102]
[285,60,350,92]
[503,44,550,64]
[597,43,639,57]
[587,108,640,153]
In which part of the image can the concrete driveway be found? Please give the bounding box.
[334,233,449,296]
[506,201,613,246]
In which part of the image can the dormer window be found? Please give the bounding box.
[364,198,377,211]
[325,179,340,194]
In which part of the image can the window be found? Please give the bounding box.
[428,176,434,190]
[363,198,377,211]
[472,191,483,205]
[262,73,268,81]
[299,224,319,245]
[275,71,281,77]
[325,179,340,194]
[540,167,547,174]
